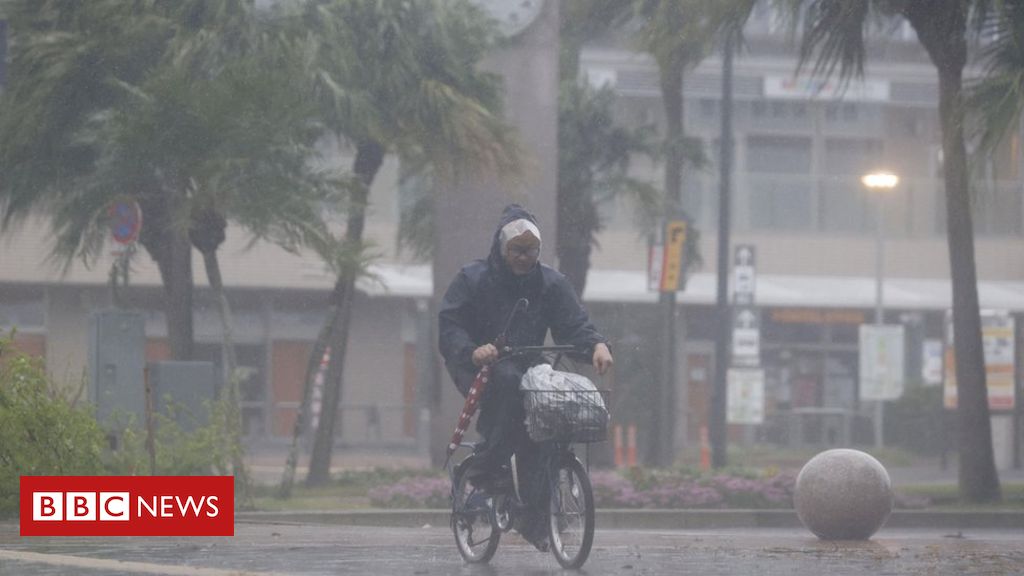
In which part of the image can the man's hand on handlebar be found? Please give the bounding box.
[592,343,613,376]
[472,343,498,367]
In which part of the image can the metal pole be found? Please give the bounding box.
[710,27,735,469]
[874,193,885,449]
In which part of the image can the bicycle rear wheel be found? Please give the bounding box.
[451,459,500,563]
[547,455,594,569]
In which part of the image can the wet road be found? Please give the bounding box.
[2,521,1022,575]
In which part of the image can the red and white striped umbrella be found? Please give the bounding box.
[446,365,491,459]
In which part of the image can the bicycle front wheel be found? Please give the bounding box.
[451,459,500,564]
[547,455,594,569]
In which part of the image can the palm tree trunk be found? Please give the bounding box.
[908,2,1001,502]
[556,175,595,297]
[142,204,195,360]
[200,248,251,506]
[278,305,338,497]
[306,140,385,486]
[936,65,1001,503]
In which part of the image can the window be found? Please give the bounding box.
[747,135,814,231]
[0,294,44,329]
[747,135,812,174]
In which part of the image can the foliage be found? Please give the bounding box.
[884,385,949,457]
[556,77,661,293]
[0,338,106,516]
[0,335,246,517]
[967,0,1024,154]
[106,398,238,479]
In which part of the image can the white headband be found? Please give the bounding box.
[499,219,541,253]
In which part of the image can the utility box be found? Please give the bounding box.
[89,309,146,428]
[148,361,217,432]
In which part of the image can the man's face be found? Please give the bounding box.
[504,233,540,275]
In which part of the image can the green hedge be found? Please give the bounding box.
[0,339,107,516]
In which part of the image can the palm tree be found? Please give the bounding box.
[289,0,521,487]
[557,80,660,296]
[790,0,1000,503]
[0,1,340,497]
[968,0,1024,155]
[556,0,661,297]
[0,1,198,359]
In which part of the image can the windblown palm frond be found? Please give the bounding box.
[968,0,1024,154]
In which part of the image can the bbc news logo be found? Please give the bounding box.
[20,476,233,536]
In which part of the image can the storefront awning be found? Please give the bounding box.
[366,264,1024,312]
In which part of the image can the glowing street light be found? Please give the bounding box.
[861,171,899,191]
[862,170,899,449]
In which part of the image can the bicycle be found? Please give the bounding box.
[448,344,609,569]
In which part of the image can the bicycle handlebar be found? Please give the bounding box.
[498,344,579,356]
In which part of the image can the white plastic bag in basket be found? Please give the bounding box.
[520,364,601,397]
[520,364,608,442]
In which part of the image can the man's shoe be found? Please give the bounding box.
[524,528,548,553]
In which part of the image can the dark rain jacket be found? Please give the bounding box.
[438,204,608,396]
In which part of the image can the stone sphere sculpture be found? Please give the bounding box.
[794,449,893,540]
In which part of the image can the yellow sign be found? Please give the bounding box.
[660,220,687,292]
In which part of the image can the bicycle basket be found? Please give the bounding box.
[522,389,610,443]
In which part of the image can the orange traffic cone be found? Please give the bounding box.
[699,425,711,472]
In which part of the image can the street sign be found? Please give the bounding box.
[109,200,142,245]
[732,305,760,365]
[727,368,765,424]
[859,324,905,401]
[733,244,756,305]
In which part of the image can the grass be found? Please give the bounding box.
[250,467,441,511]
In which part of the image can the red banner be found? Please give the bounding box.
[20,476,234,537]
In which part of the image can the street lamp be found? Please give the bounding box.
[862,170,899,449]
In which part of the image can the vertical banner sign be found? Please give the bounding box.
[921,339,944,386]
[727,368,765,424]
[648,220,688,292]
[859,324,906,401]
[648,229,664,292]
[660,220,687,292]
[944,310,1016,410]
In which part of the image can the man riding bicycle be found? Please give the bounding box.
[439,204,613,551]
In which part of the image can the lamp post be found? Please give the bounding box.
[861,171,899,449]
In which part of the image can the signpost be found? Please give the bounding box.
[727,245,763,428]
[108,199,142,306]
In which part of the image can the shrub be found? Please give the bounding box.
[590,469,794,509]
[368,475,449,508]
[0,339,107,516]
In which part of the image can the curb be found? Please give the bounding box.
[237,508,1024,531]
